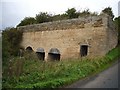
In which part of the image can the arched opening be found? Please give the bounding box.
[36,48,45,60]
[48,48,60,61]
[26,46,33,52]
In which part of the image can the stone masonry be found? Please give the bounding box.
[17,13,118,61]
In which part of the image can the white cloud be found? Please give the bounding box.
[118,1,120,16]
[1,0,119,30]
[0,1,2,30]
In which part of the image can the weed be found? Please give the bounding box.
[2,46,120,88]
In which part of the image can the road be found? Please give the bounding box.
[66,60,119,88]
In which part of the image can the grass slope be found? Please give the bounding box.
[2,46,120,88]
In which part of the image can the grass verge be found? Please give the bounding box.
[2,46,120,88]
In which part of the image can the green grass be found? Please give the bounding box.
[106,46,120,60]
[2,46,120,88]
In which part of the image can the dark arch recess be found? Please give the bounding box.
[26,46,33,52]
[36,48,45,60]
[48,48,60,61]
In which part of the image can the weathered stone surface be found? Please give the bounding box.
[17,14,118,60]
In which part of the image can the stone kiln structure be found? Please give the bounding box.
[17,14,118,61]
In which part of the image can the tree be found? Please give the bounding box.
[51,14,68,21]
[36,12,52,23]
[17,17,36,27]
[79,9,91,17]
[2,27,23,65]
[66,8,79,19]
[102,7,114,19]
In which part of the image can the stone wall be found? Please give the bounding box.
[17,14,118,60]
[17,14,108,32]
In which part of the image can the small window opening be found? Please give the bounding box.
[80,45,88,57]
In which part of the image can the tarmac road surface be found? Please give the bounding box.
[66,60,119,88]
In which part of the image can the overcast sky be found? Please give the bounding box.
[0,0,120,30]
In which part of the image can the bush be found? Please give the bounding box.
[17,17,36,27]
[2,27,23,65]
[2,46,120,88]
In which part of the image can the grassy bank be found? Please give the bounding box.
[2,46,120,88]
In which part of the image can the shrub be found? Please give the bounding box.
[2,27,23,65]
[2,46,120,88]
